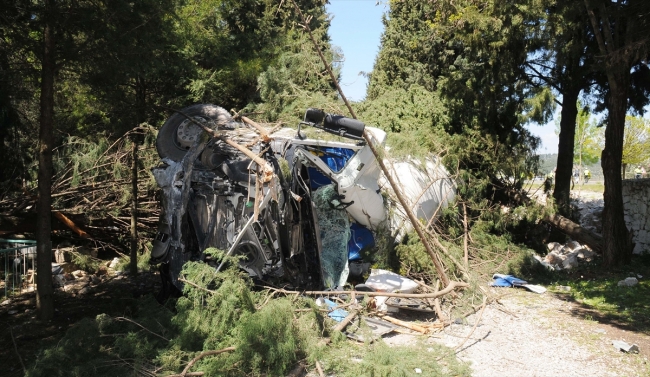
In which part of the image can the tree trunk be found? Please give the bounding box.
[36,0,55,321]
[545,213,602,253]
[130,140,138,276]
[601,69,632,266]
[553,88,580,215]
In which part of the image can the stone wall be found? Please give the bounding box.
[622,178,650,254]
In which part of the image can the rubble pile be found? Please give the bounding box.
[533,241,596,271]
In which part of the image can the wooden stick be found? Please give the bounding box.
[178,277,217,294]
[265,280,468,299]
[114,317,169,342]
[454,296,487,351]
[290,0,450,286]
[53,211,89,238]
[221,138,274,183]
[315,360,326,377]
[332,310,358,332]
[10,325,26,374]
[462,203,469,269]
[169,347,236,377]
[378,315,428,334]
[241,115,271,142]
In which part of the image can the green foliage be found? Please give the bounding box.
[322,341,470,377]
[355,85,449,157]
[622,116,650,168]
[28,296,173,377]
[29,259,472,376]
[543,255,650,332]
[251,10,343,124]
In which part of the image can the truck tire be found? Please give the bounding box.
[156,104,232,162]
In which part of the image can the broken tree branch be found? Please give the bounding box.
[498,178,602,253]
[378,315,429,334]
[332,310,358,332]
[454,296,487,351]
[315,361,326,377]
[114,317,169,342]
[9,324,26,374]
[463,203,469,269]
[264,280,469,299]
[173,347,236,377]
[53,211,90,238]
[290,0,450,286]
[240,115,271,142]
[178,277,216,295]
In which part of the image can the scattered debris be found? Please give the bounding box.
[489,274,546,294]
[364,269,420,312]
[617,277,639,287]
[555,286,571,292]
[612,340,639,353]
[533,241,597,271]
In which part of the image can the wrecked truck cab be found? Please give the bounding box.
[151,104,386,294]
[150,104,455,296]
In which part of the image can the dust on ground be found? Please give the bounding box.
[384,288,649,377]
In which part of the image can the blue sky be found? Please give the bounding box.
[326,0,386,102]
[326,0,561,153]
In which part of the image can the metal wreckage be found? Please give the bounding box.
[150,104,455,295]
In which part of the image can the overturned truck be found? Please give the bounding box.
[151,104,454,295]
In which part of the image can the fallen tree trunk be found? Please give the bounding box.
[544,213,602,253]
[497,177,602,253]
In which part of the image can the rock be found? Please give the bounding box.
[532,254,555,271]
[72,270,87,278]
[576,248,595,261]
[562,253,579,269]
[555,285,571,291]
[1,299,10,306]
[612,340,639,353]
[547,242,562,253]
[96,266,108,276]
[64,272,75,281]
[617,277,638,287]
[78,286,92,295]
[566,240,581,250]
[109,257,120,269]
[544,252,563,266]
[8,310,17,315]
[90,275,101,285]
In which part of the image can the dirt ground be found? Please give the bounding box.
[0,271,161,377]
[2,271,649,376]
[384,288,650,377]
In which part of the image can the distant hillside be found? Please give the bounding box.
[536,153,603,179]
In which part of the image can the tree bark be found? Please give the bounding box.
[36,0,55,321]
[544,213,602,253]
[584,0,637,266]
[600,69,632,266]
[553,88,580,215]
[130,140,138,276]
